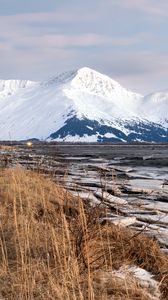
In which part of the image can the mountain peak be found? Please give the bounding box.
[43,67,121,92]
[77,66,93,73]
[75,67,120,86]
[70,67,124,98]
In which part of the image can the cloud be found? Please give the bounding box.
[96,50,168,93]
[0,11,147,49]
[11,33,145,49]
[0,11,96,25]
[111,0,168,17]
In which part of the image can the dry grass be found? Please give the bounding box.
[0,168,167,299]
[0,146,15,150]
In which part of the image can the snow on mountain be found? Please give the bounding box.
[141,91,168,126]
[64,67,143,121]
[0,80,36,98]
[0,67,167,142]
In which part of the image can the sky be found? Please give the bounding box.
[0,0,168,94]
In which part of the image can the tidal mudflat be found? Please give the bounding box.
[1,143,168,252]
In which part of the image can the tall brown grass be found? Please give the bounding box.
[0,168,167,299]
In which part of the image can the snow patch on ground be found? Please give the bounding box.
[114,265,161,299]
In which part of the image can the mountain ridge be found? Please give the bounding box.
[0,67,167,142]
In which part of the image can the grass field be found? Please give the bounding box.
[0,168,167,299]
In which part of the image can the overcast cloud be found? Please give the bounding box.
[0,0,167,94]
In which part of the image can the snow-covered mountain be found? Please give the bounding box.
[0,67,167,142]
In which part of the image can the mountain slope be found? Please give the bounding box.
[141,91,168,127]
[0,67,167,142]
